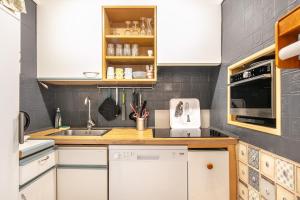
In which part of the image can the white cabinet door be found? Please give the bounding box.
[19,168,56,200]
[188,150,229,200]
[57,167,107,200]
[156,0,222,66]
[0,5,20,200]
[37,0,102,79]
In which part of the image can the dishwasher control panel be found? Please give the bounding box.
[110,150,187,161]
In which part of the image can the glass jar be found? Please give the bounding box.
[123,44,131,56]
[107,43,115,56]
[116,44,123,56]
[131,44,139,56]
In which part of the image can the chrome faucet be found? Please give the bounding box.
[84,97,95,130]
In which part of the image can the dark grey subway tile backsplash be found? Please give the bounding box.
[52,67,218,128]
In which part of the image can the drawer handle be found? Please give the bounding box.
[241,150,244,156]
[38,155,50,165]
[265,162,269,167]
[265,189,270,195]
[241,190,245,195]
[21,194,27,200]
[207,163,214,170]
[282,197,287,200]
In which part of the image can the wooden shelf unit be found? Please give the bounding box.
[276,5,300,68]
[227,45,282,136]
[102,6,157,85]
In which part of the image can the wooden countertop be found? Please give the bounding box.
[29,128,237,148]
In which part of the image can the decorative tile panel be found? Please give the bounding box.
[248,167,260,191]
[276,159,295,191]
[249,187,260,200]
[248,147,259,169]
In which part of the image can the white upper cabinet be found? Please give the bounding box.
[156,0,222,66]
[37,0,102,79]
[37,0,221,80]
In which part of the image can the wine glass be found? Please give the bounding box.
[140,17,146,35]
[124,21,131,35]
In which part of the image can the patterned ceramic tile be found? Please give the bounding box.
[248,147,259,169]
[249,187,260,200]
[276,159,295,190]
[248,167,260,191]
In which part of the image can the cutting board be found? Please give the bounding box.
[170,98,201,129]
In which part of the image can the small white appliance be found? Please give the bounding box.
[170,98,201,129]
[109,145,188,200]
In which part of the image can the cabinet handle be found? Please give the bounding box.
[265,162,269,168]
[252,176,256,182]
[207,163,214,170]
[21,194,27,200]
[283,170,288,178]
[83,72,99,78]
[282,197,287,200]
[241,150,244,156]
[38,155,50,165]
[265,189,270,195]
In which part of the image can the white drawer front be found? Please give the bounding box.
[276,159,295,191]
[277,185,295,200]
[239,161,248,184]
[58,146,107,165]
[260,152,275,179]
[238,181,248,200]
[260,177,276,200]
[248,187,259,200]
[19,168,56,200]
[20,151,56,186]
[238,143,248,164]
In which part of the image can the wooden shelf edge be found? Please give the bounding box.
[105,35,154,39]
[227,119,281,136]
[39,79,157,86]
[106,56,155,60]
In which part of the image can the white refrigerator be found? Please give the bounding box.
[0,5,20,200]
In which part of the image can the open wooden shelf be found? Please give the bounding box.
[102,6,157,85]
[276,5,300,68]
[227,44,282,136]
[106,56,155,64]
[105,35,154,45]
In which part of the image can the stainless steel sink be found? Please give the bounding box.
[49,129,110,136]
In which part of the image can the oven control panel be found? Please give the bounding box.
[230,60,273,83]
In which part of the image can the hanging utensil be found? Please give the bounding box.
[114,88,121,117]
[121,89,126,120]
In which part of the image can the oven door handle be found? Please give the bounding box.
[229,74,272,87]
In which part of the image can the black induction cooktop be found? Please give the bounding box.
[153,128,229,138]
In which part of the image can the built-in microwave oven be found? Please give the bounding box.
[229,59,276,119]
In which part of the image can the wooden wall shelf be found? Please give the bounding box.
[102,6,157,85]
[276,5,300,68]
[227,45,282,136]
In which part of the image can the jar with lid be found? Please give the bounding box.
[116,44,123,56]
[123,44,131,56]
[131,44,139,56]
[107,43,115,56]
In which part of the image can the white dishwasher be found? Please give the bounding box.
[109,145,188,200]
